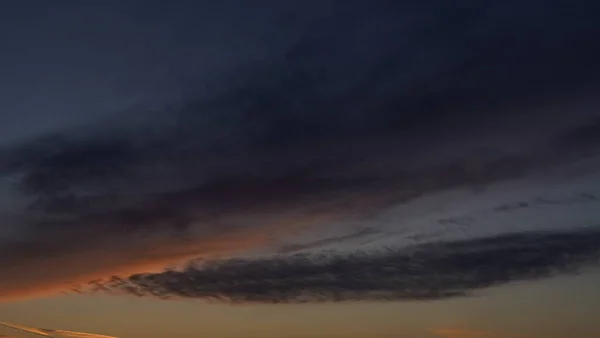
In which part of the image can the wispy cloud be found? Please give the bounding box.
[38,329,117,338]
[0,321,116,338]
[0,321,52,337]
[83,227,600,303]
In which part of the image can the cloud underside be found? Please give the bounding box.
[85,227,600,303]
[0,0,600,302]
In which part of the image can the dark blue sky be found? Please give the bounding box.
[2,0,598,146]
[0,1,302,144]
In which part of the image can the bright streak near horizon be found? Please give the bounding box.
[0,321,117,338]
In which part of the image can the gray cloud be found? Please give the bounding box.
[86,227,600,303]
[0,0,600,300]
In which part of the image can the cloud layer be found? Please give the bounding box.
[84,227,600,303]
[0,0,600,301]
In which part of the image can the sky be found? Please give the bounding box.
[0,0,600,337]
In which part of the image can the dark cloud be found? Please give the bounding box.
[2,0,599,216]
[277,227,382,254]
[86,227,600,303]
[556,116,600,152]
[1,0,600,300]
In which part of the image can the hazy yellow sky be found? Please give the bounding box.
[1,268,599,338]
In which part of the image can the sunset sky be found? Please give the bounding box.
[1,1,600,337]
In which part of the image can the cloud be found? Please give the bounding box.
[83,227,600,303]
[0,0,599,301]
[0,321,116,338]
[0,321,52,337]
[38,329,117,338]
[1,110,582,301]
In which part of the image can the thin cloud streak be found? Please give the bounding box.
[0,321,117,338]
[0,321,52,337]
[39,329,117,338]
